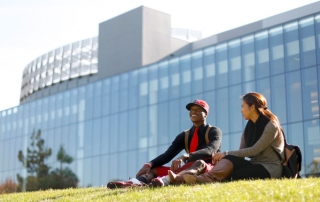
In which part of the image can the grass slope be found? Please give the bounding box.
[0,178,319,202]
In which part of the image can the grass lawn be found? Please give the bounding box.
[0,178,319,201]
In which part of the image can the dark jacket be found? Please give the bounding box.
[149,123,222,168]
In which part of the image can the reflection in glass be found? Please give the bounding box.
[242,35,255,81]
[299,17,316,68]
[302,67,319,119]
[228,39,241,85]
[269,26,285,75]
[284,22,300,71]
[255,31,270,78]
[286,71,303,122]
[216,43,228,87]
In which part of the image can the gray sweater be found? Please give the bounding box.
[228,121,285,178]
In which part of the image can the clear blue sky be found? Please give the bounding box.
[0,0,319,111]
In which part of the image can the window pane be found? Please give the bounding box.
[255,31,270,78]
[229,85,243,132]
[139,68,148,107]
[169,99,180,139]
[302,67,319,119]
[256,78,271,109]
[191,51,203,94]
[204,90,216,126]
[287,123,305,176]
[286,71,303,122]
[203,47,216,91]
[216,88,229,133]
[284,22,300,71]
[304,120,320,177]
[180,54,191,96]
[315,14,320,64]
[148,64,158,105]
[271,74,287,124]
[118,112,128,151]
[158,102,169,145]
[269,26,285,75]
[158,62,169,102]
[180,96,191,131]
[129,70,139,109]
[228,40,241,85]
[241,35,255,81]
[216,43,228,87]
[149,105,158,147]
[299,17,316,68]
[169,58,180,99]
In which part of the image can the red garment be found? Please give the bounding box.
[189,127,199,153]
[155,162,214,177]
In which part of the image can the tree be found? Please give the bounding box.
[17,129,51,191]
[46,145,79,189]
[17,130,78,191]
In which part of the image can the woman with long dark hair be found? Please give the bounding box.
[183,92,285,183]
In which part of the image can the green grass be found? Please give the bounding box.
[0,178,319,202]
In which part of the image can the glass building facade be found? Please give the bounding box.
[1,9,320,187]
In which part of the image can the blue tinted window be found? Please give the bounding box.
[204,90,216,126]
[91,156,100,186]
[303,120,320,176]
[101,116,109,154]
[203,47,216,91]
[286,71,303,122]
[269,26,285,75]
[158,62,169,102]
[241,35,255,81]
[302,67,319,119]
[216,88,229,133]
[158,102,169,145]
[109,114,118,153]
[229,85,243,133]
[84,120,93,157]
[138,107,148,148]
[119,73,129,111]
[149,105,158,147]
[128,109,138,150]
[129,70,139,109]
[148,64,158,105]
[62,91,70,125]
[169,99,180,139]
[216,44,228,87]
[256,78,271,108]
[92,118,101,156]
[180,54,191,96]
[139,68,148,107]
[255,31,270,78]
[180,97,191,131]
[284,22,300,71]
[299,17,316,68]
[169,58,180,99]
[70,89,78,124]
[118,112,128,151]
[228,40,241,85]
[111,76,120,113]
[315,15,320,64]
[271,74,287,124]
[287,122,304,175]
[55,94,63,127]
[191,50,203,94]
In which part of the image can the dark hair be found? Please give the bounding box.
[242,92,282,136]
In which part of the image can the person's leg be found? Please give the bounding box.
[183,158,234,184]
[168,160,208,184]
[225,164,270,181]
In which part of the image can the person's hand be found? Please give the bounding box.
[212,152,225,164]
[171,158,183,172]
[136,163,151,177]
